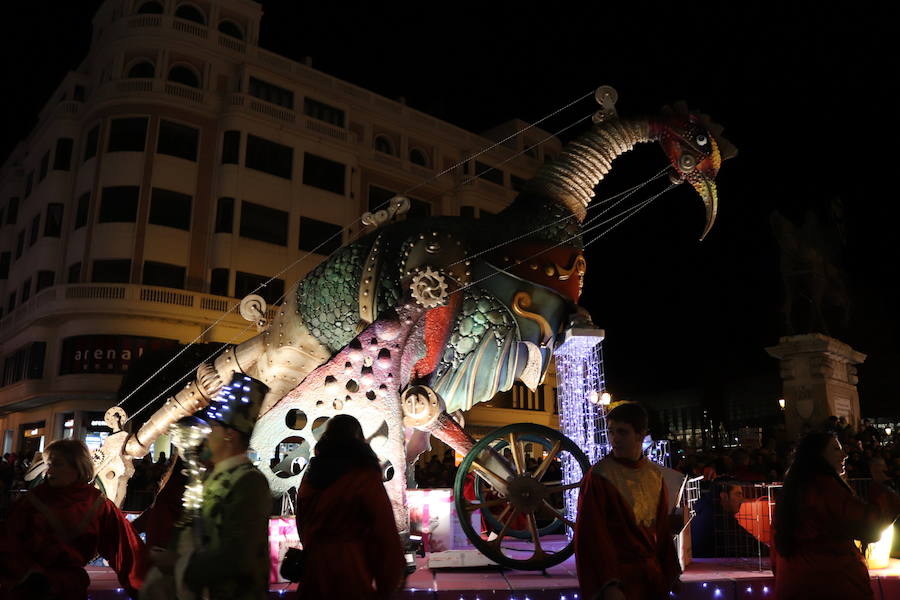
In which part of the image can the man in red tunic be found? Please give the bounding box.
[575,402,680,600]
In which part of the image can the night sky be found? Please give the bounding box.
[4,2,899,415]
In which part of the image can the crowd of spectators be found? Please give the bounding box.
[673,417,900,488]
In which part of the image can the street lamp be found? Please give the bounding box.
[600,391,612,405]
[778,398,786,410]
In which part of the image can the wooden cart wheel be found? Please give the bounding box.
[452,423,590,570]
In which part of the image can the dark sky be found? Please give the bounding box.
[4,1,899,414]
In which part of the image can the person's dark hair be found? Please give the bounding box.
[606,402,648,434]
[774,431,851,556]
[305,415,380,488]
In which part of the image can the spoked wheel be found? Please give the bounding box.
[453,423,590,570]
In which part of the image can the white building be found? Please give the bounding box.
[0,0,562,458]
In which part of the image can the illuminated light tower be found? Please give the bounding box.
[553,325,608,532]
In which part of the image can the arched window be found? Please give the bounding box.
[174,3,206,24]
[409,148,429,167]
[136,1,163,14]
[168,65,200,88]
[218,20,244,40]
[127,61,155,79]
[374,135,395,156]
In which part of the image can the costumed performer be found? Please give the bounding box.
[148,374,272,600]
[0,439,146,600]
[574,402,680,600]
[773,430,900,600]
[296,414,405,599]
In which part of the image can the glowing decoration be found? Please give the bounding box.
[645,439,672,468]
[554,327,608,532]
[860,523,894,569]
[600,391,612,405]
[169,416,211,514]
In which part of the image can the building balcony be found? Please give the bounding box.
[0,283,276,337]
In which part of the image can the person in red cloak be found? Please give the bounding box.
[773,431,900,600]
[574,402,680,600]
[296,414,405,600]
[0,439,145,600]
[131,454,188,551]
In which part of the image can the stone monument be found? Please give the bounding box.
[766,334,866,438]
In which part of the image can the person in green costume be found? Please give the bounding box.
[149,374,272,600]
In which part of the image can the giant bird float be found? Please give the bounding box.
[93,88,734,568]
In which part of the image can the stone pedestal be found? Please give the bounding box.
[766,334,866,438]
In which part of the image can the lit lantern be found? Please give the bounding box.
[861,524,894,569]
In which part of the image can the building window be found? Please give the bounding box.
[303,97,345,127]
[21,279,31,303]
[298,217,342,255]
[234,271,284,306]
[67,262,81,283]
[460,205,476,219]
[246,135,293,179]
[209,268,229,296]
[107,117,148,152]
[149,188,192,230]
[0,253,9,279]
[92,259,131,283]
[410,148,429,167]
[1,342,46,385]
[39,151,50,181]
[175,4,206,24]
[84,125,100,161]
[249,77,294,109]
[168,65,200,88]
[218,20,243,39]
[36,270,55,292]
[74,192,90,229]
[98,186,139,223]
[367,185,395,212]
[44,204,64,237]
[7,293,15,313]
[7,197,18,224]
[374,135,396,156]
[302,153,344,194]
[407,197,431,218]
[127,61,155,79]
[24,172,33,198]
[240,201,288,246]
[215,197,234,233]
[510,174,527,192]
[142,261,186,289]
[53,138,74,171]
[474,161,503,186]
[221,130,240,164]
[157,120,199,161]
[73,85,85,102]
[15,231,24,259]
[375,135,397,156]
[29,215,40,246]
[137,1,163,13]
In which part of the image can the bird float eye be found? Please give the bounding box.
[696,134,708,146]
